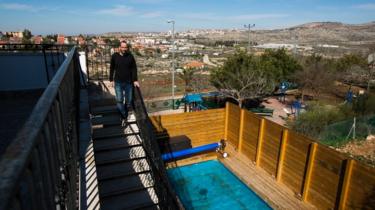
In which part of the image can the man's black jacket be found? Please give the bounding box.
[109,52,138,83]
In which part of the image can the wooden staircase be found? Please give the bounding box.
[91,105,160,210]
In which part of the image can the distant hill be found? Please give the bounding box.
[206,21,375,48]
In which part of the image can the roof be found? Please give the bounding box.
[184,60,205,69]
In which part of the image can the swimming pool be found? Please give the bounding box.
[167,160,272,210]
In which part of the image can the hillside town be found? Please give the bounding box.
[1,0,375,207]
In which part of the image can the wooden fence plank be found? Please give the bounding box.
[302,143,317,201]
[276,129,288,182]
[338,159,354,210]
[238,109,245,152]
[224,102,230,140]
[255,119,266,166]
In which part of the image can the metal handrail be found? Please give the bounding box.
[133,86,182,209]
[0,47,81,210]
[0,44,73,51]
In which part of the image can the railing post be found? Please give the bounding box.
[238,109,245,152]
[276,129,288,182]
[42,46,50,84]
[255,118,265,166]
[338,159,355,210]
[302,142,318,201]
[224,102,230,140]
[85,45,90,81]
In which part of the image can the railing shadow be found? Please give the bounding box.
[133,86,183,209]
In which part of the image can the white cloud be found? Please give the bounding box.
[0,3,37,12]
[141,11,163,18]
[354,3,375,10]
[129,0,171,4]
[231,14,289,20]
[180,13,289,21]
[97,5,135,16]
[179,13,218,21]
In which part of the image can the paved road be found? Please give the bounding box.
[203,54,217,67]
[261,97,290,125]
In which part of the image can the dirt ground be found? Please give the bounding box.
[337,136,375,166]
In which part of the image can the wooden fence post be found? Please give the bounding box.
[224,102,230,140]
[238,109,245,152]
[338,159,355,210]
[276,129,288,182]
[255,119,265,166]
[302,142,318,201]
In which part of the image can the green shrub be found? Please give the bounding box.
[290,102,348,139]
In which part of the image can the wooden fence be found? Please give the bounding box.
[150,108,225,147]
[150,102,374,209]
[224,102,375,210]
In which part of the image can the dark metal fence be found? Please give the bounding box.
[0,44,73,83]
[133,87,182,209]
[0,47,81,210]
[81,44,116,81]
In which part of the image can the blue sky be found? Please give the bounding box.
[0,0,374,35]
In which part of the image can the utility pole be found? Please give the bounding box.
[293,33,298,56]
[167,20,176,109]
[244,24,255,52]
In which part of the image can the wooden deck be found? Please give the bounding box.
[220,144,316,210]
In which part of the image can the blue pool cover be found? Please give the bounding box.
[167,160,272,210]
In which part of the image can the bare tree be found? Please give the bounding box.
[210,51,275,107]
[294,55,336,100]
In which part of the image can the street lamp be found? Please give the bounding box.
[244,24,255,51]
[167,20,176,109]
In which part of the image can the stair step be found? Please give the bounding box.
[137,204,160,210]
[101,187,158,210]
[99,172,154,198]
[90,98,116,108]
[95,146,146,166]
[91,114,122,126]
[91,105,118,115]
[93,126,138,139]
[94,135,142,152]
[96,158,151,180]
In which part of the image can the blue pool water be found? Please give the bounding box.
[167,160,272,210]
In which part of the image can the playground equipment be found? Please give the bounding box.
[183,93,208,112]
[278,81,289,103]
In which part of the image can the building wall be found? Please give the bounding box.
[0,52,65,91]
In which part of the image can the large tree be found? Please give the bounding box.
[335,54,368,85]
[178,67,197,93]
[210,51,275,107]
[22,29,32,44]
[293,54,336,100]
[260,48,302,81]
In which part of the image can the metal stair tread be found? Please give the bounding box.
[94,146,146,165]
[93,126,139,139]
[100,187,158,210]
[96,158,151,180]
[91,114,122,126]
[93,136,142,152]
[99,172,154,198]
[89,98,116,108]
[91,105,118,115]
[137,204,160,210]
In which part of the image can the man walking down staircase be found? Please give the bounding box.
[90,103,159,210]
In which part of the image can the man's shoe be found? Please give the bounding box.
[120,113,128,126]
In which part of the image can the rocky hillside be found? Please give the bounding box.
[210,22,375,47]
